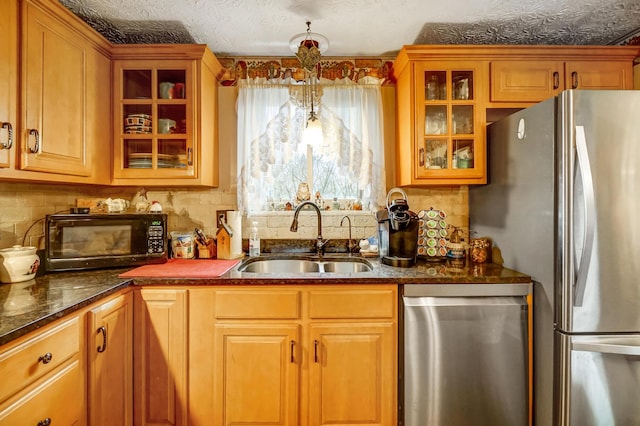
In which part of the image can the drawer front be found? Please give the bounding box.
[215,289,301,319]
[0,317,80,403]
[309,289,396,319]
[0,359,82,425]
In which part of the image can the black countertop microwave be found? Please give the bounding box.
[45,213,168,272]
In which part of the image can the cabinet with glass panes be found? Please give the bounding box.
[112,45,222,187]
[394,47,487,186]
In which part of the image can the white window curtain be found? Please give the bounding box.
[237,79,386,214]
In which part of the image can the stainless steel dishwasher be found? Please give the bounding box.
[401,283,532,426]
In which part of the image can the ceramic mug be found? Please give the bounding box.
[158,118,176,134]
[159,82,175,99]
[173,83,185,99]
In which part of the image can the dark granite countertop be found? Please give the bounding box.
[0,268,131,346]
[128,256,531,286]
[0,256,531,347]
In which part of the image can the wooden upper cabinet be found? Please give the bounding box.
[489,46,637,104]
[20,0,111,180]
[394,47,488,186]
[565,61,632,90]
[395,45,638,187]
[111,45,222,187]
[0,0,111,183]
[490,60,564,102]
[0,0,17,170]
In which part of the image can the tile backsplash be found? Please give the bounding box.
[0,182,468,251]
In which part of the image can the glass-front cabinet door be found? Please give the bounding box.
[114,60,194,180]
[414,63,485,184]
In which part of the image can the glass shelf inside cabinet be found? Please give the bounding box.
[157,105,186,134]
[452,105,474,135]
[452,70,473,100]
[123,105,152,135]
[453,139,474,170]
[422,139,449,170]
[123,70,152,100]
[425,71,447,101]
[158,139,188,169]
[123,140,153,169]
[157,70,186,100]
[425,105,447,135]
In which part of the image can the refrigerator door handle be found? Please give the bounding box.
[573,125,595,307]
[572,341,640,356]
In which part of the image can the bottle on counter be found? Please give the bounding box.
[249,221,261,257]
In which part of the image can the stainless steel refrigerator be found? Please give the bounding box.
[470,90,640,426]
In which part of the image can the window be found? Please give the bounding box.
[237,81,386,214]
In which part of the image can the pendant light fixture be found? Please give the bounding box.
[289,21,328,144]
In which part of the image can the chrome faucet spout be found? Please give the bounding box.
[290,201,327,255]
[340,215,353,256]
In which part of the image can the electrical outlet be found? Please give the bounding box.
[216,210,231,225]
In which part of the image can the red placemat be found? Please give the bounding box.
[119,258,240,278]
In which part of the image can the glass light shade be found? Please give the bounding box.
[303,115,323,145]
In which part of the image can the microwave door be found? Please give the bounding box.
[61,224,132,257]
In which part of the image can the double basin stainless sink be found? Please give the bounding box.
[237,255,373,274]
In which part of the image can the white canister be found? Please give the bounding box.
[0,245,40,283]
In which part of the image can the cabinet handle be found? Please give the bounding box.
[571,71,579,89]
[418,147,425,167]
[1,122,13,149]
[37,418,51,426]
[38,352,53,364]
[28,129,40,153]
[553,72,560,90]
[97,326,107,353]
[290,340,295,363]
[314,339,319,363]
[187,148,193,165]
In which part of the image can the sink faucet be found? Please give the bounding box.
[340,215,354,256]
[290,201,328,255]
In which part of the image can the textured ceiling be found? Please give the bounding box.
[59,0,640,56]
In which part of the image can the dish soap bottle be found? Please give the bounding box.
[249,221,260,257]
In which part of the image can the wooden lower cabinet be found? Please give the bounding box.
[134,288,188,426]
[0,317,83,426]
[0,360,83,425]
[87,290,133,426]
[187,285,398,426]
[309,323,396,426]
[213,324,300,425]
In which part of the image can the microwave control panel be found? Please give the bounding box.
[148,222,166,254]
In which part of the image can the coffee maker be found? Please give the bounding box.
[378,188,418,267]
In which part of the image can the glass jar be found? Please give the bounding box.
[470,237,492,263]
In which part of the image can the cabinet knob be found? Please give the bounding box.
[290,340,295,363]
[37,418,51,426]
[28,129,40,153]
[38,352,53,364]
[1,122,13,149]
[571,71,579,89]
[314,339,319,363]
[97,326,107,353]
